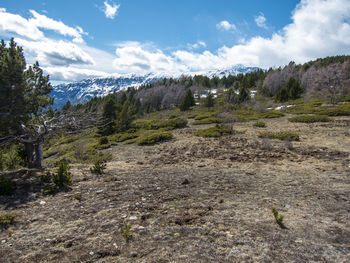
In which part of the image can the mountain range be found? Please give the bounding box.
[51,65,260,108]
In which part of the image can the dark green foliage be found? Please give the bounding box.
[272,208,287,229]
[90,159,107,175]
[259,131,300,141]
[203,92,214,108]
[98,97,116,135]
[0,175,15,195]
[276,77,304,102]
[239,85,250,103]
[192,117,220,125]
[136,131,173,145]
[0,212,17,228]
[288,115,330,123]
[53,161,72,188]
[0,39,53,137]
[179,89,195,111]
[195,124,231,137]
[99,137,109,145]
[61,100,71,111]
[253,121,266,128]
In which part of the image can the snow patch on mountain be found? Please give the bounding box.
[51,65,260,109]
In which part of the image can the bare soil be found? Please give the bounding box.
[1,115,350,262]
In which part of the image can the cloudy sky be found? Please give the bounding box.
[0,0,350,83]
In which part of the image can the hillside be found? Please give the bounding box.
[1,100,350,262]
[263,56,350,98]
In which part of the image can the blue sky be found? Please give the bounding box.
[0,0,350,83]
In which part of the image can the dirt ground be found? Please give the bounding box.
[1,115,350,262]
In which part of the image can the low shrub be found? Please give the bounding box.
[194,112,216,120]
[109,131,139,144]
[3,148,24,170]
[133,118,187,130]
[192,117,220,125]
[285,102,350,116]
[288,115,330,123]
[136,131,173,145]
[195,124,231,137]
[259,131,300,141]
[0,212,17,228]
[253,121,266,128]
[99,137,109,145]
[272,208,287,229]
[52,161,72,188]
[0,175,15,195]
[90,159,107,175]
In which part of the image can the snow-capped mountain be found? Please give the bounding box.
[51,65,260,108]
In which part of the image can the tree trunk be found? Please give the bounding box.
[24,141,43,169]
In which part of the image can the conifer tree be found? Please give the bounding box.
[179,89,195,111]
[0,38,53,168]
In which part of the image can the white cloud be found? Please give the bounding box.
[188,41,207,49]
[28,10,86,43]
[0,10,44,40]
[2,0,350,82]
[216,20,237,32]
[44,67,109,82]
[113,41,188,74]
[255,13,267,29]
[0,8,6,12]
[103,1,120,19]
[15,38,95,67]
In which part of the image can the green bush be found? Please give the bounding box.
[99,137,109,145]
[192,117,220,125]
[194,112,216,120]
[90,159,107,175]
[3,148,23,170]
[288,115,330,123]
[133,118,187,130]
[136,131,173,145]
[0,175,15,195]
[0,212,17,228]
[253,121,266,128]
[53,161,72,188]
[285,103,350,116]
[195,124,231,137]
[259,131,300,141]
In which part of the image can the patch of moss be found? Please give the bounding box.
[253,121,266,128]
[285,102,350,116]
[195,124,231,137]
[136,131,173,145]
[288,115,330,123]
[192,117,220,125]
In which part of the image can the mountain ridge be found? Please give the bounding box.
[51,65,260,108]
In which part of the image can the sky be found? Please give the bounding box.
[0,0,350,83]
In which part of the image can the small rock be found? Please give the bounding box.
[181,179,190,185]
[2,240,6,244]
[39,201,46,205]
[89,251,94,256]
[129,216,137,220]
[285,205,291,209]
[130,251,138,258]
[96,190,103,194]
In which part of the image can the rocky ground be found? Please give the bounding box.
[1,115,350,262]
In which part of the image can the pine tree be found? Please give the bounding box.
[179,89,195,111]
[0,38,53,168]
[204,92,214,108]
